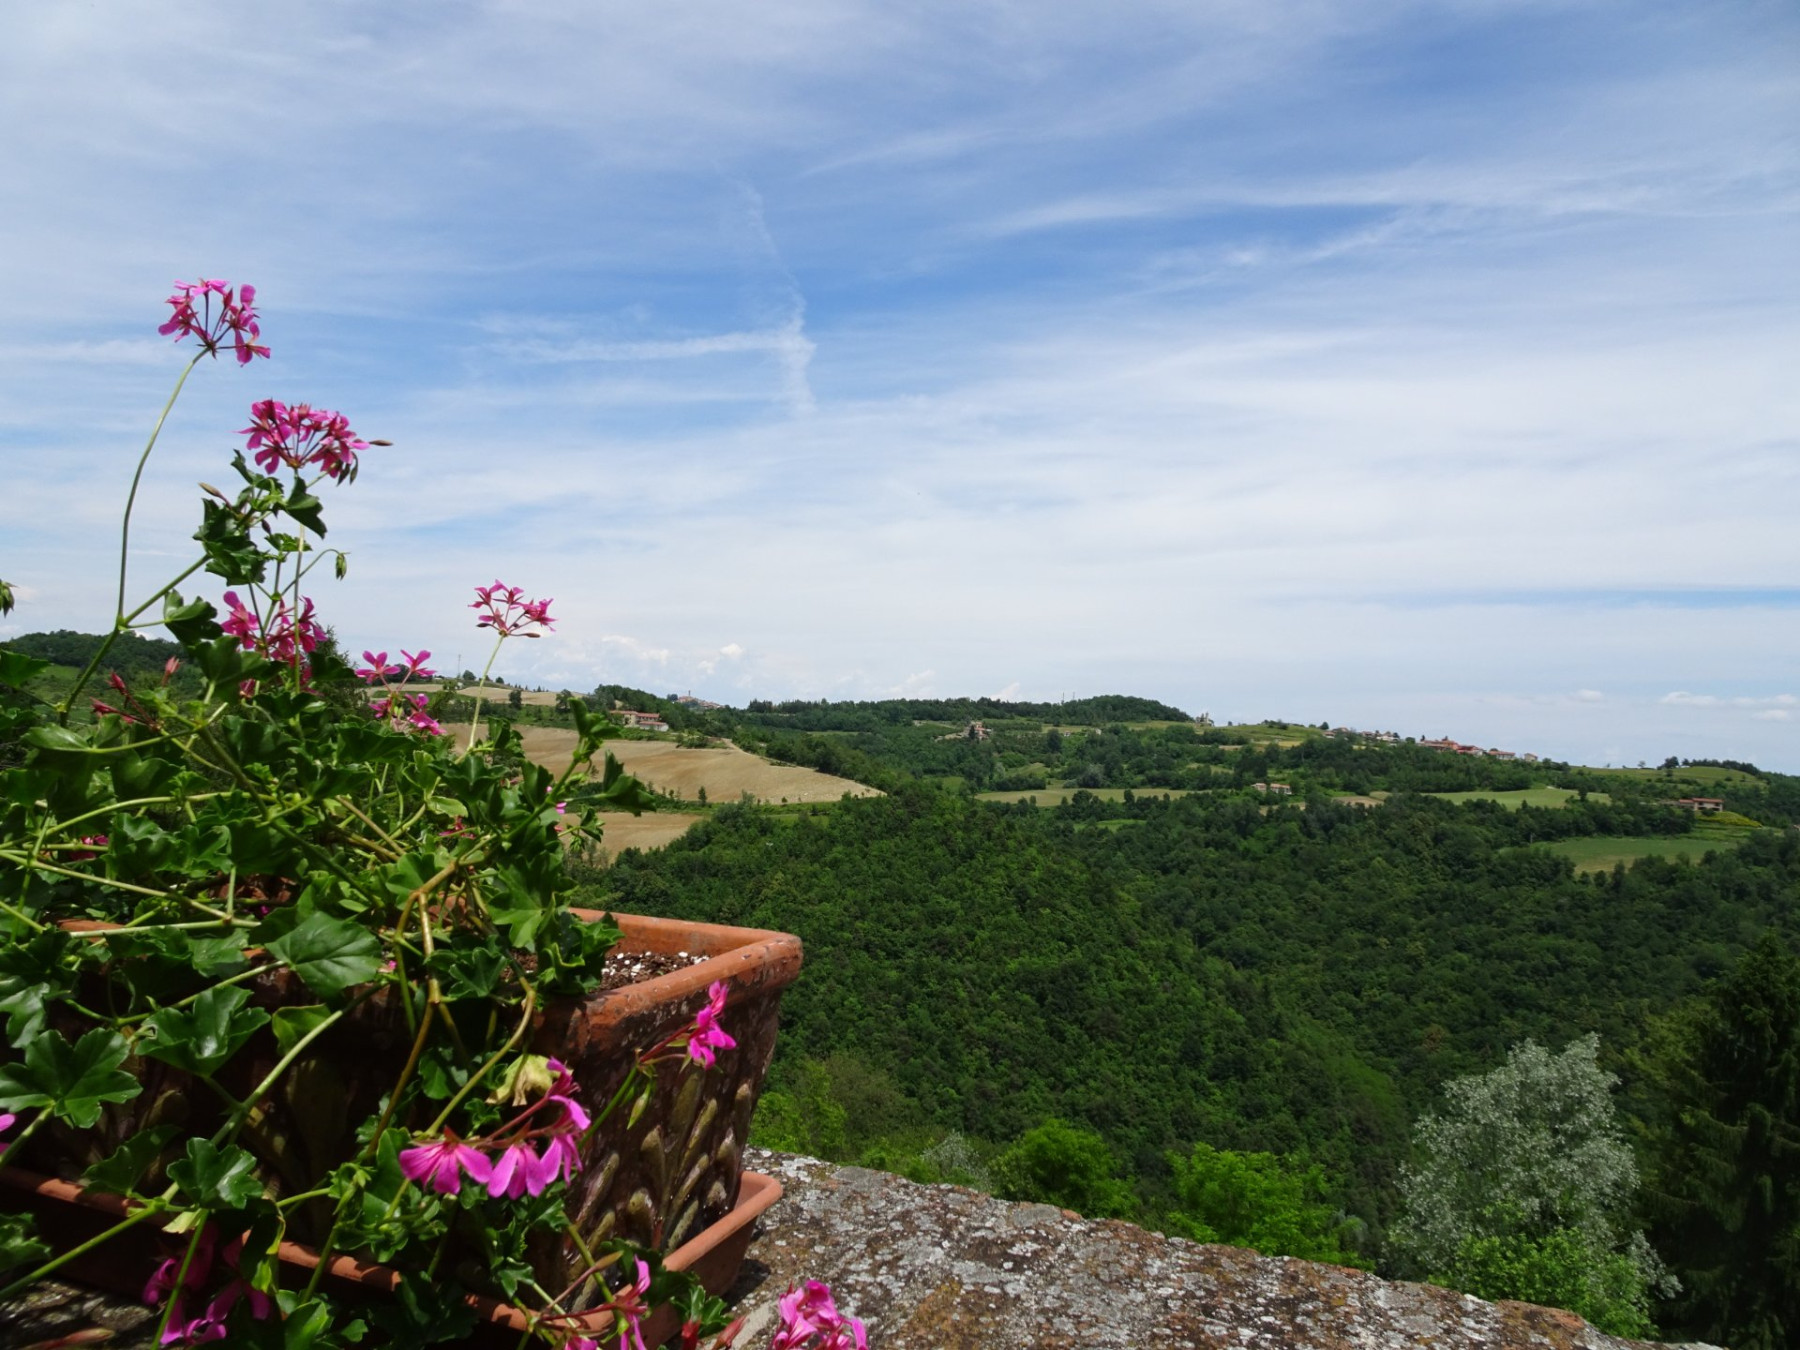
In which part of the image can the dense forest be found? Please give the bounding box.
[579,710,1800,1346]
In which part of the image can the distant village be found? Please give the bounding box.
[1325,725,1539,763]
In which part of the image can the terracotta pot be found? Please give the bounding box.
[7,910,802,1321]
[0,1162,782,1348]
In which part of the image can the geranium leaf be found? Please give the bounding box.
[271,1003,333,1057]
[168,1137,262,1208]
[188,932,251,978]
[0,981,49,1048]
[161,591,221,645]
[0,1027,141,1128]
[267,912,380,998]
[139,985,269,1076]
[0,1213,49,1276]
[0,651,49,689]
[83,1124,180,1196]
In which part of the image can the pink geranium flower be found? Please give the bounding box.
[407,702,446,736]
[398,1135,493,1195]
[470,580,555,638]
[486,1142,544,1200]
[687,980,737,1068]
[600,1258,653,1350]
[770,1281,867,1350]
[356,651,403,683]
[159,279,268,364]
[240,399,369,482]
[528,1132,582,1191]
[146,1235,273,1346]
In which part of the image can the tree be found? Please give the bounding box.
[1162,1142,1364,1265]
[1642,932,1800,1350]
[1390,1035,1669,1338]
[995,1120,1136,1219]
[508,686,523,711]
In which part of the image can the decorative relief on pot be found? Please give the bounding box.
[542,977,786,1306]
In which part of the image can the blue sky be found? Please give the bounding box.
[2,1,1797,767]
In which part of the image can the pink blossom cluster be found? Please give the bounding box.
[142,1230,273,1345]
[241,398,368,482]
[0,1111,15,1151]
[471,580,555,638]
[398,1058,590,1198]
[220,591,326,688]
[158,279,268,365]
[769,1282,867,1350]
[67,834,109,862]
[685,980,737,1067]
[91,671,157,725]
[566,1257,654,1350]
[358,649,445,736]
[632,981,737,1072]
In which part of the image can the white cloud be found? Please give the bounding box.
[2,0,1797,767]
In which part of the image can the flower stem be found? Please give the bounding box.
[61,352,206,725]
[464,633,506,754]
[427,987,537,1134]
[152,1216,210,1345]
[210,1003,352,1149]
[0,1201,165,1301]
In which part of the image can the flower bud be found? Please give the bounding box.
[487,1053,557,1106]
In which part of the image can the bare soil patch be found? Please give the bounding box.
[589,811,708,857]
[478,726,881,805]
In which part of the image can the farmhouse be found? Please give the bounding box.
[615,709,670,732]
[1676,796,1725,813]
[1252,781,1293,796]
[939,720,992,742]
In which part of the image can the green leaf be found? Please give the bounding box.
[0,1027,141,1128]
[266,913,380,998]
[0,650,49,689]
[23,724,96,757]
[195,499,269,585]
[106,811,176,876]
[426,946,505,1002]
[162,591,222,646]
[364,1272,476,1349]
[139,985,270,1076]
[0,1213,49,1276]
[110,749,176,798]
[271,1004,334,1057]
[0,981,50,1048]
[381,851,443,903]
[82,1125,180,1196]
[168,1138,263,1208]
[188,932,251,978]
[282,480,327,537]
[277,1297,335,1349]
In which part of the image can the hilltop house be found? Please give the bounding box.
[939,721,991,742]
[1676,796,1725,813]
[615,709,669,732]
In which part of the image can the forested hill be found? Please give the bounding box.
[585,718,1800,1346]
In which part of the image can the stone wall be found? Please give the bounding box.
[0,1150,1725,1349]
[726,1150,1723,1350]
